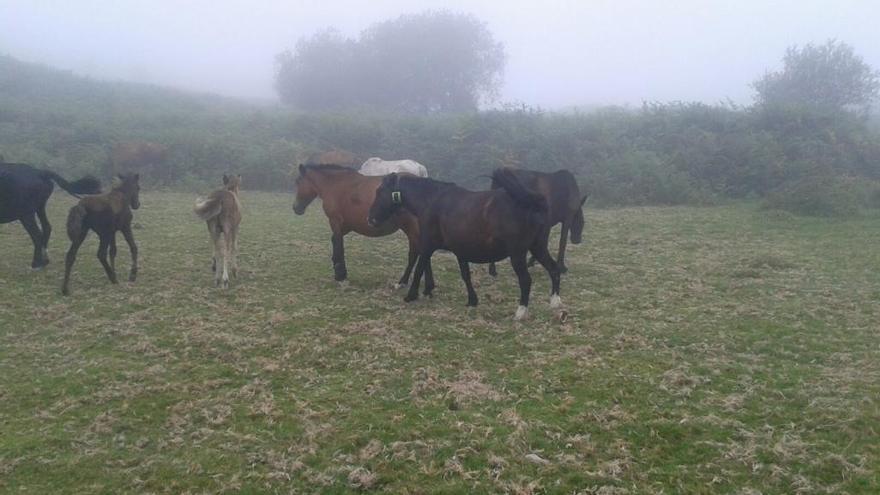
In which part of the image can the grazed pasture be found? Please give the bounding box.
[1,192,879,494]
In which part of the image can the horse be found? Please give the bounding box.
[367,168,562,320]
[61,173,140,296]
[194,174,242,288]
[488,168,587,276]
[359,157,428,178]
[0,162,101,269]
[292,163,434,292]
[306,149,359,167]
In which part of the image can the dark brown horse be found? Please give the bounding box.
[0,162,101,269]
[292,164,434,291]
[62,173,140,295]
[368,169,562,320]
[488,168,587,276]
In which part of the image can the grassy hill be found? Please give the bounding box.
[2,54,879,213]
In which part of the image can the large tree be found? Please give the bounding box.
[753,40,879,113]
[275,11,505,113]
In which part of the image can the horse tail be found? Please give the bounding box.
[491,168,547,223]
[193,196,222,221]
[66,204,87,241]
[42,170,102,197]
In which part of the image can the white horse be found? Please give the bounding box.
[359,157,428,178]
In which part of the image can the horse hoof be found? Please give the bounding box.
[31,265,44,272]
[554,309,569,324]
[514,305,529,321]
[394,283,406,290]
[403,294,418,303]
[559,265,568,274]
[550,294,563,309]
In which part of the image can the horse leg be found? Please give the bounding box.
[108,234,118,273]
[397,228,420,288]
[423,258,435,297]
[36,204,51,266]
[331,232,347,282]
[530,238,562,308]
[97,233,118,284]
[61,229,88,296]
[20,213,44,270]
[208,221,217,273]
[457,257,478,307]
[121,224,138,283]
[488,262,497,277]
[231,225,240,278]
[510,252,532,320]
[405,250,434,302]
[556,221,570,274]
[528,223,553,268]
[221,226,232,288]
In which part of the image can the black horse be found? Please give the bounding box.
[368,168,562,320]
[488,168,587,276]
[0,162,101,269]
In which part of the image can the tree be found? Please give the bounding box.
[275,29,361,111]
[753,40,879,114]
[275,11,506,113]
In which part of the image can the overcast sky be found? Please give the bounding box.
[2,0,878,108]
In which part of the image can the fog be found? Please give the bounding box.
[2,0,878,108]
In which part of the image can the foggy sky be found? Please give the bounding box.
[2,0,879,109]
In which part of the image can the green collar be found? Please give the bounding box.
[391,191,402,204]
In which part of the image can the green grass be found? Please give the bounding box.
[1,192,879,494]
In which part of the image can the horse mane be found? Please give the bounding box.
[303,163,355,172]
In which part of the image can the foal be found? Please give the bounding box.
[194,174,242,288]
[368,169,562,320]
[62,173,140,296]
[293,164,434,291]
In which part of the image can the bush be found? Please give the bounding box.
[762,175,880,217]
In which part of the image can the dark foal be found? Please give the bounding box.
[368,169,562,320]
[0,162,100,269]
[292,164,434,292]
[62,173,141,295]
[488,168,587,276]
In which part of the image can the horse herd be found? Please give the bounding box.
[0,157,587,320]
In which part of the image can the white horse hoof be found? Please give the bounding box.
[514,305,529,321]
[549,294,563,309]
[394,283,405,290]
[338,280,349,288]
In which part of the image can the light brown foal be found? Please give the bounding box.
[194,174,242,288]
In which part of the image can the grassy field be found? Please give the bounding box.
[1,191,879,494]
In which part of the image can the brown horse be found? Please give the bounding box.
[62,173,140,296]
[194,174,242,288]
[488,168,587,276]
[292,164,434,291]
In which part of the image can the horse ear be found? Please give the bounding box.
[580,194,589,207]
[222,174,229,185]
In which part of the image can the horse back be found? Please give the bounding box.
[0,163,53,222]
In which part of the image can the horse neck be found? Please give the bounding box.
[307,169,356,198]
[400,178,443,217]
